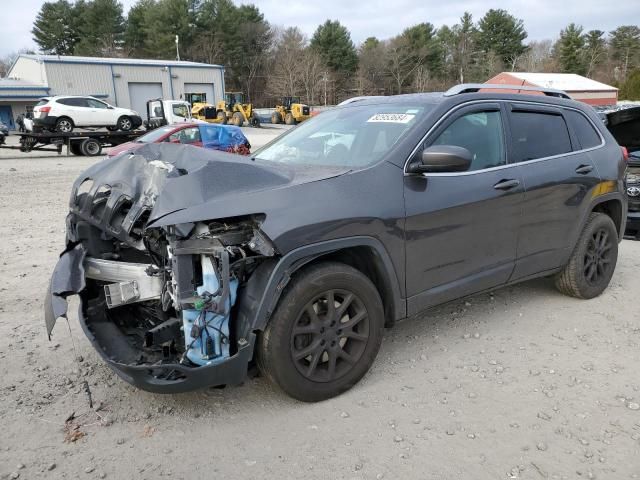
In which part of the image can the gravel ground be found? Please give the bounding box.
[0,138,639,480]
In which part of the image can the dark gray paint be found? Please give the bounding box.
[44,90,628,392]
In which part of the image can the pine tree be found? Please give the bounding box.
[476,9,527,68]
[75,0,126,56]
[310,20,358,75]
[32,0,80,55]
[555,23,586,75]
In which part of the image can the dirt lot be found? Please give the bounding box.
[1,135,639,480]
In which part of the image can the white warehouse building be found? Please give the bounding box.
[0,54,225,129]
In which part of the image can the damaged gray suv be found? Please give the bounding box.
[46,84,628,401]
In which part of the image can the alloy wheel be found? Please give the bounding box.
[290,289,370,383]
[57,120,72,132]
[583,227,613,285]
[120,118,132,130]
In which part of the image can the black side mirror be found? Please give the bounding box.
[408,145,472,173]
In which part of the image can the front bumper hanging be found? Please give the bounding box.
[44,243,254,394]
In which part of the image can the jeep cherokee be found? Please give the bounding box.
[45,84,628,401]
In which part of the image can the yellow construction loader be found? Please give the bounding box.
[222,92,260,127]
[187,92,260,127]
[271,96,311,125]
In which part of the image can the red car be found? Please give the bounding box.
[107,122,251,157]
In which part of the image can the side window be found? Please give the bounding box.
[169,127,201,144]
[64,98,88,107]
[56,98,74,106]
[87,99,108,109]
[430,110,505,171]
[564,109,602,150]
[510,111,572,162]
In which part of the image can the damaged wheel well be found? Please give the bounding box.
[592,199,623,237]
[304,247,398,327]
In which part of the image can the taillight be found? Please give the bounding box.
[40,106,51,114]
[622,146,629,162]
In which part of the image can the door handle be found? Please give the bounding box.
[575,164,594,174]
[493,179,520,190]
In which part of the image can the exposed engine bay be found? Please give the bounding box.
[74,215,272,376]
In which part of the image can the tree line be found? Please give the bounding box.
[18,0,640,104]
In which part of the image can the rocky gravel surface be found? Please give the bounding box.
[1,149,639,479]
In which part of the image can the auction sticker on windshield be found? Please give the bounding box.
[367,113,415,123]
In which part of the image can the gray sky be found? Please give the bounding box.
[1,0,638,57]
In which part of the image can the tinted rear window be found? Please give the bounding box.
[57,98,86,107]
[564,109,602,149]
[510,111,572,162]
[35,99,49,107]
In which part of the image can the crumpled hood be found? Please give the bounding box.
[72,143,349,235]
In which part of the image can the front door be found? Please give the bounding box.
[85,98,112,127]
[403,103,523,315]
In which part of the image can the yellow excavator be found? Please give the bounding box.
[271,96,311,125]
[187,92,260,127]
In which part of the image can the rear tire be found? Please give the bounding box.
[555,212,618,299]
[55,117,74,133]
[117,116,133,131]
[80,138,102,156]
[257,262,385,402]
[217,110,227,125]
[69,143,83,156]
[285,112,296,125]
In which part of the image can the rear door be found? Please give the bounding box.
[403,102,524,315]
[56,98,87,126]
[507,104,602,280]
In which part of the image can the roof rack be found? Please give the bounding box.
[444,83,571,99]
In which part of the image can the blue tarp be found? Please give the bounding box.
[200,124,249,149]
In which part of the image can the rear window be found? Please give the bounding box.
[564,109,602,150]
[510,111,572,162]
[35,99,49,107]
[57,98,86,107]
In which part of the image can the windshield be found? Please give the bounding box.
[136,126,176,143]
[254,103,431,168]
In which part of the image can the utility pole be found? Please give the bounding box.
[323,72,328,106]
[175,35,180,61]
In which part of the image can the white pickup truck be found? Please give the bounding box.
[145,99,206,129]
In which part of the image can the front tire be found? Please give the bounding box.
[257,262,384,402]
[555,212,618,299]
[232,112,243,127]
[271,112,281,124]
[117,116,133,131]
[285,112,297,125]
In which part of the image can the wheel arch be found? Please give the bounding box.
[589,194,626,240]
[236,236,406,335]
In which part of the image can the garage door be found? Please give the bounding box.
[184,83,216,104]
[128,82,163,118]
